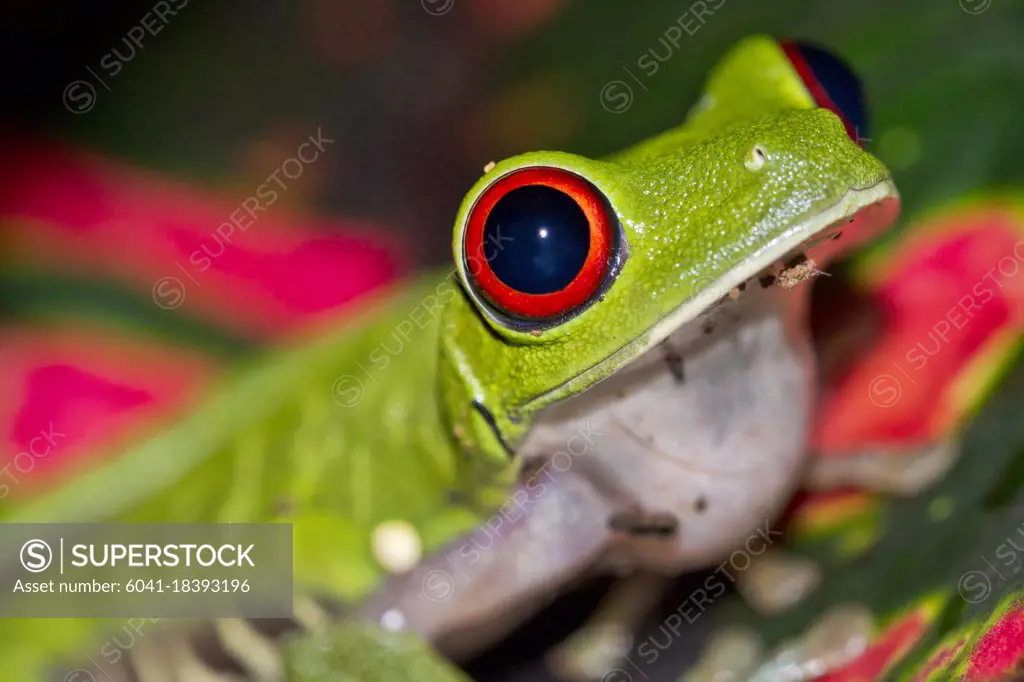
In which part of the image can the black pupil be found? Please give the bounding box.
[482,185,592,295]
[793,42,869,142]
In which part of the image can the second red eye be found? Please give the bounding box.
[463,167,617,321]
[780,39,869,145]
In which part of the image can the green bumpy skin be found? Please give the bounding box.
[284,622,472,682]
[0,35,892,679]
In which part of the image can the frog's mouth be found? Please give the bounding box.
[520,179,900,415]
[645,179,900,338]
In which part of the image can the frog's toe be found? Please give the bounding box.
[808,439,959,495]
[747,602,874,682]
[678,626,764,682]
[545,572,672,681]
[735,548,823,615]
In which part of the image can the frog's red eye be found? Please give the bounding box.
[781,40,869,146]
[463,167,618,321]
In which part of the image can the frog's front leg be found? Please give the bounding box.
[355,463,616,659]
[546,572,675,681]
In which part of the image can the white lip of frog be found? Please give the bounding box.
[521,180,899,412]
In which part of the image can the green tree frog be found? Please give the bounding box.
[1,35,903,681]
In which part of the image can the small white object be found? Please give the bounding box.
[371,520,422,574]
[381,608,407,632]
[745,145,767,171]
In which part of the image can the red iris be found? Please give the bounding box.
[463,167,616,321]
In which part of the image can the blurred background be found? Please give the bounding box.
[4,0,1022,266]
[1,1,1023,680]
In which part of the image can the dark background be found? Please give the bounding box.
[2,2,1022,680]
[3,0,1022,265]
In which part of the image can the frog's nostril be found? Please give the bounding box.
[745,145,768,172]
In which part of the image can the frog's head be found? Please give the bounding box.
[438,36,899,465]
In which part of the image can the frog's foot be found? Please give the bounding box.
[355,466,615,660]
[545,572,673,681]
[807,439,959,495]
[679,626,764,682]
[746,602,874,682]
[735,548,823,616]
